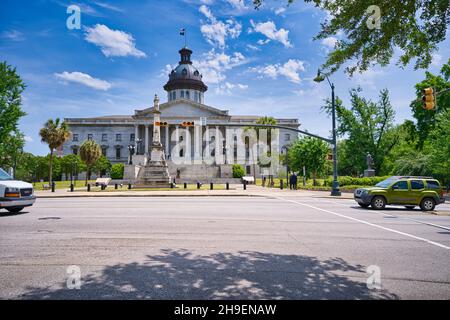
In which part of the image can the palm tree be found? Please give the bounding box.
[39,118,71,185]
[79,140,102,186]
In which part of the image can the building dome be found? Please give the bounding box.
[163,48,208,98]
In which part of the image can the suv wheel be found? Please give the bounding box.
[371,196,386,210]
[6,207,24,213]
[420,198,435,211]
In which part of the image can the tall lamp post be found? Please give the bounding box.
[314,69,341,196]
[128,144,136,165]
[281,145,289,181]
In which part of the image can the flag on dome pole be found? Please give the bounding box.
[180,28,186,47]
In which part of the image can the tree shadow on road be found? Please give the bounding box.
[20,249,397,300]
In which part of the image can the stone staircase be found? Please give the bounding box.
[134,163,171,188]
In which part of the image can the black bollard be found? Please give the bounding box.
[243,181,247,190]
[87,184,91,192]
[171,182,174,189]
[51,182,55,193]
[197,182,201,189]
[226,182,229,190]
[70,184,74,192]
[115,184,118,190]
[184,182,187,189]
[210,182,214,190]
[280,179,284,190]
[128,183,132,190]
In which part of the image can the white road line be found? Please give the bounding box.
[276,197,450,250]
[321,199,450,231]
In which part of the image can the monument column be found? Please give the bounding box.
[175,125,180,160]
[215,126,221,164]
[145,125,149,155]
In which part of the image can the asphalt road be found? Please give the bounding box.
[1,196,450,300]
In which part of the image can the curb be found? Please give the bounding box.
[36,193,261,199]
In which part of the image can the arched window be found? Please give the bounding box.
[186,91,190,100]
[181,91,185,98]
[194,91,199,102]
[180,149,184,157]
[182,68,187,76]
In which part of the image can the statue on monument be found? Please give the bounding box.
[364,153,375,177]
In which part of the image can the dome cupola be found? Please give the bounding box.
[164,47,207,104]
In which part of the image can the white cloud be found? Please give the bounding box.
[431,53,443,67]
[250,59,306,83]
[24,136,34,143]
[84,24,146,58]
[274,7,286,15]
[250,20,292,48]
[199,5,242,48]
[226,0,247,10]
[193,50,246,84]
[257,39,270,45]
[55,71,112,91]
[246,44,261,51]
[93,1,124,12]
[215,81,248,94]
[321,36,338,48]
[1,30,25,41]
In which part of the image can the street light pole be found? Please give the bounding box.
[314,70,341,196]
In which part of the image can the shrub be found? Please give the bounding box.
[324,176,390,187]
[232,164,245,178]
[110,163,125,179]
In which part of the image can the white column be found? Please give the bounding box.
[205,126,210,160]
[165,125,169,157]
[215,126,221,165]
[134,124,139,154]
[145,125,149,155]
[185,126,191,164]
[175,125,180,160]
[194,124,201,164]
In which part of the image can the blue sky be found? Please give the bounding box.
[1,0,448,155]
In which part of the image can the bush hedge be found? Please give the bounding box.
[323,176,390,187]
[232,164,245,178]
[110,163,125,179]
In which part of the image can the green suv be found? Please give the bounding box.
[354,176,445,211]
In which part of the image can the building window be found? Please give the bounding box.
[116,134,122,142]
[181,91,185,98]
[88,134,93,141]
[102,147,107,156]
[246,166,251,175]
[186,90,190,100]
[73,134,79,142]
[130,134,135,142]
[102,134,108,142]
[72,147,78,155]
[182,68,187,76]
[194,91,199,103]
[180,149,184,157]
[115,147,121,159]
[172,91,176,100]
[285,134,291,142]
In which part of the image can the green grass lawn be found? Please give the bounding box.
[33,180,96,191]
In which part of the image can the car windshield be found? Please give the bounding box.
[375,177,398,188]
[0,168,13,181]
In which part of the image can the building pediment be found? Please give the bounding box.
[134,99,229,119]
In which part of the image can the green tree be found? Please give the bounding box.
[92,156,112,178]
[232,164,245,178]
[252,1,449,75]
[110,163,125,180]
[39,118,71,185]
[79,140,102,185]
[0,131,24,175]
[410,59,450,147]
[0,61,26,143]
[60,154,86,181]
[324,88,397,175]
[288,136,329,186]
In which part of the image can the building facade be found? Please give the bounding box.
[63,47,299,180]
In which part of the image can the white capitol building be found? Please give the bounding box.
[62,47,299,181]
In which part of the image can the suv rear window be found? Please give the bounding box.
[426,180,441,189]
[411,180,425,190]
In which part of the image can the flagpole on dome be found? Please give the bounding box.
[180,28,187,48]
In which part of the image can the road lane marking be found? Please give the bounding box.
[275,197,450,250]
[320,199,450,231]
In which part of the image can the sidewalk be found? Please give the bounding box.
[34,185,355,199]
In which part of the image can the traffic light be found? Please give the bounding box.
[422,87,435,110]
[155,121,168,127]
[181,121,195,127]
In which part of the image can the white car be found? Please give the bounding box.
[0,168,36,213]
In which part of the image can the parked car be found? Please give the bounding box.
[0,168,36,213]
[354,176,445,211]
